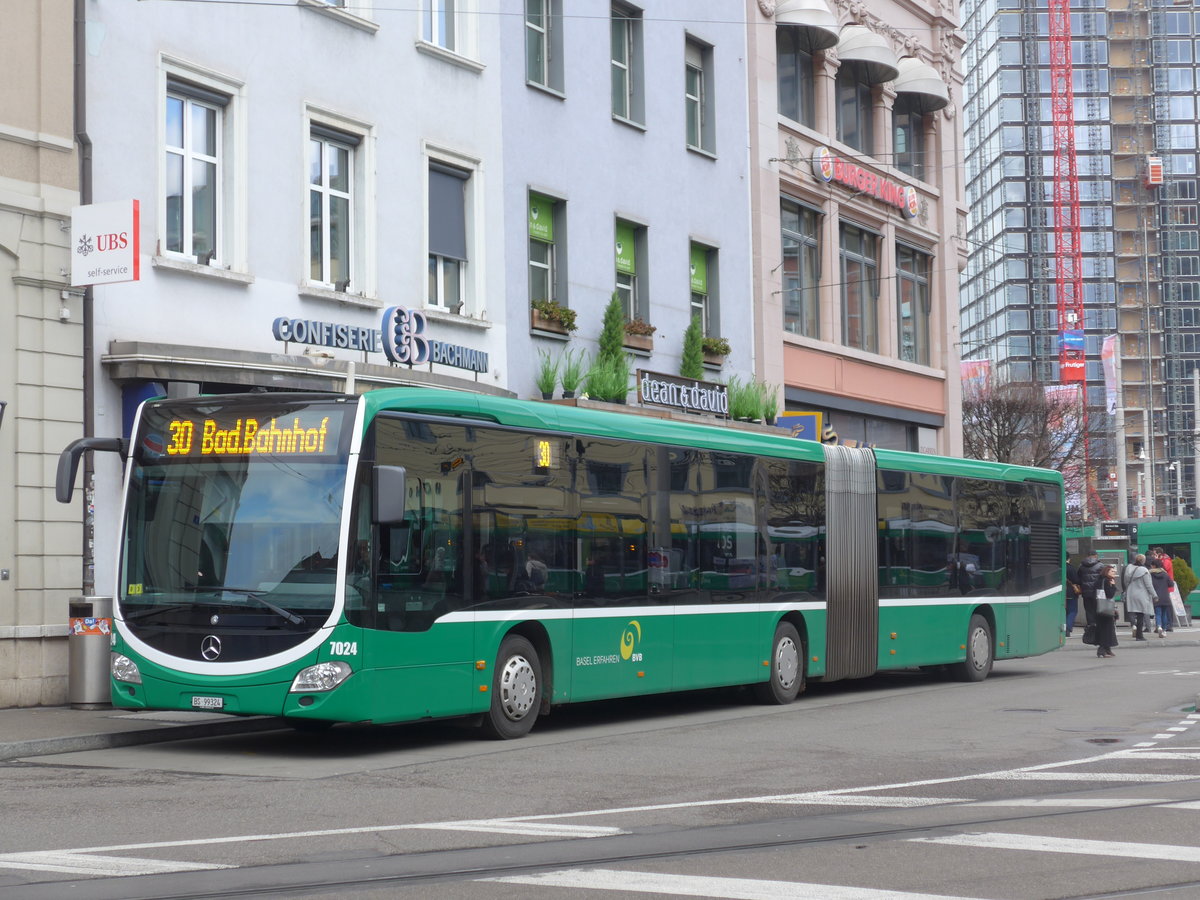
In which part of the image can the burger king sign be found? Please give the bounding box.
[812,147,919,219]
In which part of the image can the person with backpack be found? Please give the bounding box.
[1149,557,1175,638]
[1121,554,1155,642]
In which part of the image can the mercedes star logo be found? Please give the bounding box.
[200,635,222,661]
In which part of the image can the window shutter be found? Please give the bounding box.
[429,164,468,261]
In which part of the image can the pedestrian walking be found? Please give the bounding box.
[1094,564,1120,658]
[1149,557,1175,638]
[1076,552,1105,637]
[1065,558,1082,637]
[1121,554,1155,641]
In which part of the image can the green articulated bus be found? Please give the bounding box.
[57,389,1066,739]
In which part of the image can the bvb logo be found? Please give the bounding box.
[619,620,642,661]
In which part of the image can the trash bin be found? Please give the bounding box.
[68,596,113,709]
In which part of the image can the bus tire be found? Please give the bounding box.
[754,621,804,704]
[480,634,542,740]
[953,613,993,683]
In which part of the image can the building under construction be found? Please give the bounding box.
[960,0,1197,520]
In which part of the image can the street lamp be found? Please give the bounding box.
[1166,461,1184,516]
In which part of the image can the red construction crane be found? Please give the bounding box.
[1048,0,1108,519]
[1048,0,1085,383]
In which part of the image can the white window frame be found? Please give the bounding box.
[684,38,714,154]
[157,58,246,272]
[309,131,355,290]
[424,0,455,49]
[303,108,376,300]
[425,144,482,317]
[525,0,564,92]
[610,5,643,124]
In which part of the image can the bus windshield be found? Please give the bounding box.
[119,397,354,651]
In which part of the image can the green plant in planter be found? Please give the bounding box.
[584,354,632,403]
[534,349,559,399]
[760,383,779,424]
[681,315,704,379]
[559,348,586,398]
[624,317,656,336]
[531,298,578,332]
[1173,555,1197,600]
[702,336,731,357]
[726,376,763,420]
[598,292,626,364]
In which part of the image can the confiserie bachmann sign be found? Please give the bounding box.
[638,370,728,416]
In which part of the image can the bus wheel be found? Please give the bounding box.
[953,614,993,683]
[480,635,542,740]
[754,622,804,704]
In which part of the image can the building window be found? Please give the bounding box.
[529,192,564,308]
[896,244,931,365]
[611,5,643,123]
[893,96,926,180]
[423,0,455,50]
[776,27,814,127]
[309,126,357,289]
[685,38,714,153]
[836,62,874,154]
[428,161,470,312]
[840,223,878,352]
[165,80,227,265]
[781,199,820,338]
[615,219,644,320]
[526,0,564,92]
[689,243,718,335]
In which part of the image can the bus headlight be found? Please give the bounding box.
[290,661,351,693]
[111,653,142,684]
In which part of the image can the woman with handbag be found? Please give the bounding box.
[1094,565,1120,658]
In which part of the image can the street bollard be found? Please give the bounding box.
[68,596,113,709]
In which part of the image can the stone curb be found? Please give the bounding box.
[0,716,287,762]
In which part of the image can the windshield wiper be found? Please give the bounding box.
[215,588,306,627]
[122,604,194,623]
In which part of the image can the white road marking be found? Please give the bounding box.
[484,867,987,900]
[0,851,228,877]
[420,821,624,838]
[1113,751,1200,760]
[987,771,1196,782]
[912,832,1200,863]
[967,798,1159,809]
[757,793,963,808]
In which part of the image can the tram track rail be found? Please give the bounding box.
[8,780,1200,900]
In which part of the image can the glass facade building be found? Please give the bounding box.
[961,0,1198,517]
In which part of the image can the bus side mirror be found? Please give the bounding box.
[56,437,128,503]
[373,465,407,525]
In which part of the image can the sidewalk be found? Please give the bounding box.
[0,706,284,762]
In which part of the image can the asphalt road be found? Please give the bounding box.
[2,635,1199,900]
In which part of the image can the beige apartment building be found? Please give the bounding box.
[0,0,83,706]
[747,0,966,454]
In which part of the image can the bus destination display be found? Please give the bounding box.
[164,412,340,457]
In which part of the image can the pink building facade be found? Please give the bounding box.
[747,0,966,454]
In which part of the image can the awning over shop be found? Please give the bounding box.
[775,0,839,53]
[836,25,900,84]
[893,56,950,113]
